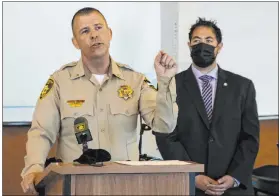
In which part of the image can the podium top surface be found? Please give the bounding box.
[35,161,203,186]
[47,161,203,174]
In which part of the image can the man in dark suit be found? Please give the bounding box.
[173,18,259,195]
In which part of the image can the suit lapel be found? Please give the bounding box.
[183,67,210,129]
[211,67,229,127]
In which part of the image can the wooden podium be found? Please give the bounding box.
[35,161,203,195]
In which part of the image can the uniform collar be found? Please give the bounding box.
[70,57,125,80]
[110,58,125,80]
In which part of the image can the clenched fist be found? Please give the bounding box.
[154,51,177,78]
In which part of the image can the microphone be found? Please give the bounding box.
[73,117,111,166]
[74,117,93,152]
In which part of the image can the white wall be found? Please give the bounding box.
[178,2,278,116]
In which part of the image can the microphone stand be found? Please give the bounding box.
[80,133,88,152]
[139,118,152,161]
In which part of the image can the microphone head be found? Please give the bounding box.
[74,117,89,133]
[74,117,92,144]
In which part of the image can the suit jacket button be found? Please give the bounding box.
[208,137,214,143]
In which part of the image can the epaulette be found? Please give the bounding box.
[59,61,77,71]
[117,63,134,71]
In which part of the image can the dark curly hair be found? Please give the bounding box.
[189,17,222,44]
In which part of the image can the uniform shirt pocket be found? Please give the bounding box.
[60,103,95,137]
[108,103,139,134]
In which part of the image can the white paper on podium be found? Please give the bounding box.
[114,160,191,166]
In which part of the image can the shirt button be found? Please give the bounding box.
[101,129,105,132]
[99,88,102,92]
[100,108,103,112]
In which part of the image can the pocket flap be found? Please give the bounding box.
[110,104,138,116]
[61,107,94,120]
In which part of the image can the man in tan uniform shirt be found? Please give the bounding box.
[21,7,178,194]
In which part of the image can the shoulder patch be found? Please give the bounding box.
[39,77,54,100]
[144,77,151,84]
[149,84,158,91]
[144,77,157,91]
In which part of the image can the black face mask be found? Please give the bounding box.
[190,43,216,68]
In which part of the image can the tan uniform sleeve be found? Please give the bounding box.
[139,76,178,133]
[21,75,60,178]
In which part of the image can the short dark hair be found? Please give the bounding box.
[189,17,222,44]
[71,7,108,32]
